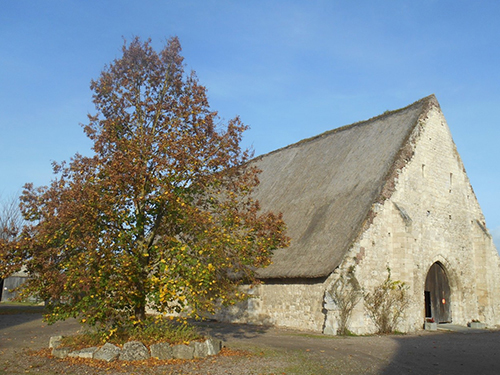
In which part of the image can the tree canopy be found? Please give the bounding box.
[2,37,288,330]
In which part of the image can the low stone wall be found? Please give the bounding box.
[214,280,327,332]
[49,336,222,362]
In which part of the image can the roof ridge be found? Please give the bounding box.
[252,94,437,163]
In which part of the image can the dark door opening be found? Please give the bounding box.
[424,262,451,323]
[424,291,431,318]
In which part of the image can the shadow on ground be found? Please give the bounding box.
[196,320,500,375]
[192,319,272,341]
[0,304,47,331]
[381,329,500,375]
[2,308,500,375]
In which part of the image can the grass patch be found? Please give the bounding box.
[282,357,330,375]
[284,332,341,340]
[231,344,332,375]
[390,330,407,335]
[0,301,42,306]
[342,329,358,337]
[125,318,203,345]
[285,330,386,339]
[61,316,205,350]
[61,332,103,350]
[0,302,46,315]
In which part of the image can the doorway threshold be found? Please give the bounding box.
[437,323,487,333]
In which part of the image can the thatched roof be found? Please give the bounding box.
[253,95,440,279]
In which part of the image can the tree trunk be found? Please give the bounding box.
[134,305,146,322]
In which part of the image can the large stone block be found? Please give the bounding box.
[205,338,222,355]
[68,347,99,359]
[49,335,62,349]
[190,341,209,358]
[119,341,150,361]
[52,347,70,358]
[172,344,194,359]
[94,343,121,362]
[150,342,173,360]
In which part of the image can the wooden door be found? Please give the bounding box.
[424,262,451,323]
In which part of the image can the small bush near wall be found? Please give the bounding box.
[364,268,410,334]
[325,266,362,335]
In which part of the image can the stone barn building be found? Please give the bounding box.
[0,269,29,302]
[217,95,500,334]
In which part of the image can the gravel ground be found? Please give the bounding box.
[2,305,500,374]
[0,306,295,375]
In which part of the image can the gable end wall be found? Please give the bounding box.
[216,100,500,334]
[334,104,500,333]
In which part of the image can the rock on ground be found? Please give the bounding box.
[93,342,121,362]
[119,340,150,361]
[172,344,194,359]
[190,341,209,358]
[206,338,222,355]
[150,342,173,360]
[48,335,62,349]
[68,347,99,359]
[51,347,71,359]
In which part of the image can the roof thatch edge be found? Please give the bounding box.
[252,94,438,163]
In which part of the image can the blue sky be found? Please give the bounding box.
[0,1,499,248]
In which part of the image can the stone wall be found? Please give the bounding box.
[215,280,326,332]
[332,104,500,334]
[219,104,500,334]
[1,275,28,302]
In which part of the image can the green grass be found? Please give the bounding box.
[61,316,205,350]
[0,302,46,315]
[281,354,331,375]
[0,301,43,306]
[124,318,204,345]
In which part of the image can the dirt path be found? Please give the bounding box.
[197,320,500,374]
[2,306,500,374]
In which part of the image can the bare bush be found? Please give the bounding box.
[0,193,23,241]
[0,193,25,278]
[364,267,410,334]
[326,266,362,335]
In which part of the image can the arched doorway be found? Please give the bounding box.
[424,262,451,323]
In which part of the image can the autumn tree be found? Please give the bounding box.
[7,37,288,331]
